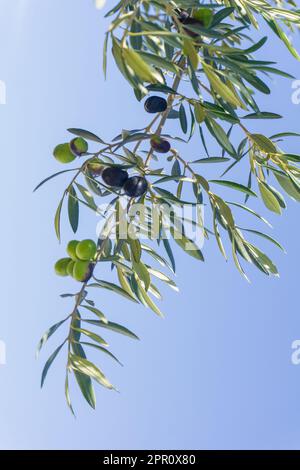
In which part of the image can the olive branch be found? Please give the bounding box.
[35,0,300,412]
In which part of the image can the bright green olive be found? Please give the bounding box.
[67,260,75,276]
[73,261,94,282]
[54,258,72,277]
[67,240,80,261]
[53,143,76,164]
[193,8,213,28]
[70,137,88,156]
[75,239,97,261]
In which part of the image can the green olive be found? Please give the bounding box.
[193,8,213,28]
[67,260,75,276]
[73,261,94,282]
[53,143,76,164]
[54,258,72,276]
[76,239,97,261]
[67,240,80,261]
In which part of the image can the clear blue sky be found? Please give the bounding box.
[1,0,300,450]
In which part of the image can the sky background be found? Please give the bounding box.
[1,0,300,450]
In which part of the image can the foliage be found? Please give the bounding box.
[36,0,300,411]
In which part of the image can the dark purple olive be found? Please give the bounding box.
[144,96,167,114]
[102,167,129,188]
[123,176,148,198]
[150,136,171,154]
[177,10,189,23]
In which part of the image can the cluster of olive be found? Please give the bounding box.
[89,94,175,196]
[52,94,175,199]
[97,95,174,196]
[54,239,97,282]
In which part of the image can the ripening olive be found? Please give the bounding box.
[70,137,88,156]
[55,258,72,277]
[150,136,171,154]
[102,167,129,188]
[53,143,76,164]
[73,261,94,283]
[123,176,148,198]
[75,239,97,261]
[144,96,167,114]
[87,161,103,176]
[67,240,80,261]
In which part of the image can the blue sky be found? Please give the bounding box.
[1,0,300,450]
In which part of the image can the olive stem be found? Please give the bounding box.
[144,56,186,168]
[133,114,161,154]
[172,151,197,179]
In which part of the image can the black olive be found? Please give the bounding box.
[150,136,171,154]
[102,167,129,188]
[144,96,168,114]
[123,176,148,198]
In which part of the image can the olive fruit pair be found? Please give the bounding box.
[150,136,171,154]
[55,239,97,282]
[101,167,148,198]
[53,137,88,164]
[144,96,167,114]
